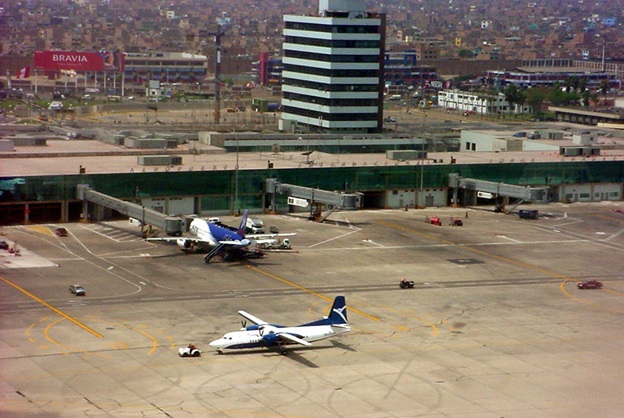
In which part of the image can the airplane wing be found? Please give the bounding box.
[277,332,312,346]
[246,233,296,239]
[218,240,247,246]
[146,236,203,243]
[238,310,268,325]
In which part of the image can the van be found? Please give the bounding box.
[390,94,402,101]
[245,217,264,234]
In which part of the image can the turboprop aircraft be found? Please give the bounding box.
[147,209,294,263]
[209,296,350,355]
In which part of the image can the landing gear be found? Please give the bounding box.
[204,243,225,263]
[279,341,288,355]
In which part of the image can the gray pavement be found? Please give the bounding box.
[1,202,624,417]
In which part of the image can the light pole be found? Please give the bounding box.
[419,155,425,208]
[234,133,239,215]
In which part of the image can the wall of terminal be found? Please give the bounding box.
[0,161,623,225]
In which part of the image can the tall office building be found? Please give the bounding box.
[280,0,386,134]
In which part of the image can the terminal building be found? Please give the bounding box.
[1,123,624,225]
[279,0,386,134]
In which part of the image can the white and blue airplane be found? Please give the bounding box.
[147,209,293,263]
[209,296,350,355]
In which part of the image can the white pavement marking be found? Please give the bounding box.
[308,228,361,248]
[603,228,624,242]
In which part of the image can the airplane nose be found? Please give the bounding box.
[209,339,220,347]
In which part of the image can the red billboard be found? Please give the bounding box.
[34,50,125,72]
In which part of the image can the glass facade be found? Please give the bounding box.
[1,160,622,205]
[1,159,623,225]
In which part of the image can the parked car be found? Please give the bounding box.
[577,280,603,289]
[0,240,9,250]
[384,116,397,123]
[48,101,63,110]
[69,285,85,296]
[55,227,68,237]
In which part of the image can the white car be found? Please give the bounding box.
[178,344,201,357]
[48,101,63,110]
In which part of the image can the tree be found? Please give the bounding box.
[525,87,549,117]
[503,84,526,116]
[458,49,474,58]
[599,80,609,100]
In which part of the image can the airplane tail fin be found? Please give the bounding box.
[304,296,348,326]
[237,209,249,236]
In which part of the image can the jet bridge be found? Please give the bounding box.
[448,174,549,211]
[266,178,361,222]
[77,185,183,235]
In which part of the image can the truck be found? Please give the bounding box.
[246,217,265,234]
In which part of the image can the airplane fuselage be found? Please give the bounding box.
[209,324,349,352]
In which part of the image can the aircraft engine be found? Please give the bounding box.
[258,325,279,343]
[176,239,195,251]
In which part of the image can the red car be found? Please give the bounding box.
[55,227,68,237]
[577,280,603,289]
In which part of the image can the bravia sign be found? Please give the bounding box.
[34,50,125,72]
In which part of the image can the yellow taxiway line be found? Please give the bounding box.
[0,274,103,339]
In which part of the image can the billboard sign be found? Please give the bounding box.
[34,50,125,72]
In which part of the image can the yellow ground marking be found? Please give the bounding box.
[0,274,103,338]
[27,225,56,236]
[39,316,160,356]
[108,342,129,350]
[246,265,380,322]
[44,317,90,355]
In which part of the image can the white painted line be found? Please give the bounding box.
[308,228,361,248]
[603,228,624,242]
[496,235,520,242]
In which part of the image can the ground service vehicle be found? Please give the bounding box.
[519,209,539,219]
[400,279,415,289]
[246,217,265,234]
[429,217,442,226]
[577,280,603,289]
[178,344,201,357]
[69,285,85,296]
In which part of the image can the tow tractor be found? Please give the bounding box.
[400,279,415,289]
[428,217,442,226]
[178,343,201,357]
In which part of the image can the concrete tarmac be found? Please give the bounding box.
[1,202,624,417]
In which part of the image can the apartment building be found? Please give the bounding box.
[279,0,386,134]
[438,89,532,115]
[123,52,207,84]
